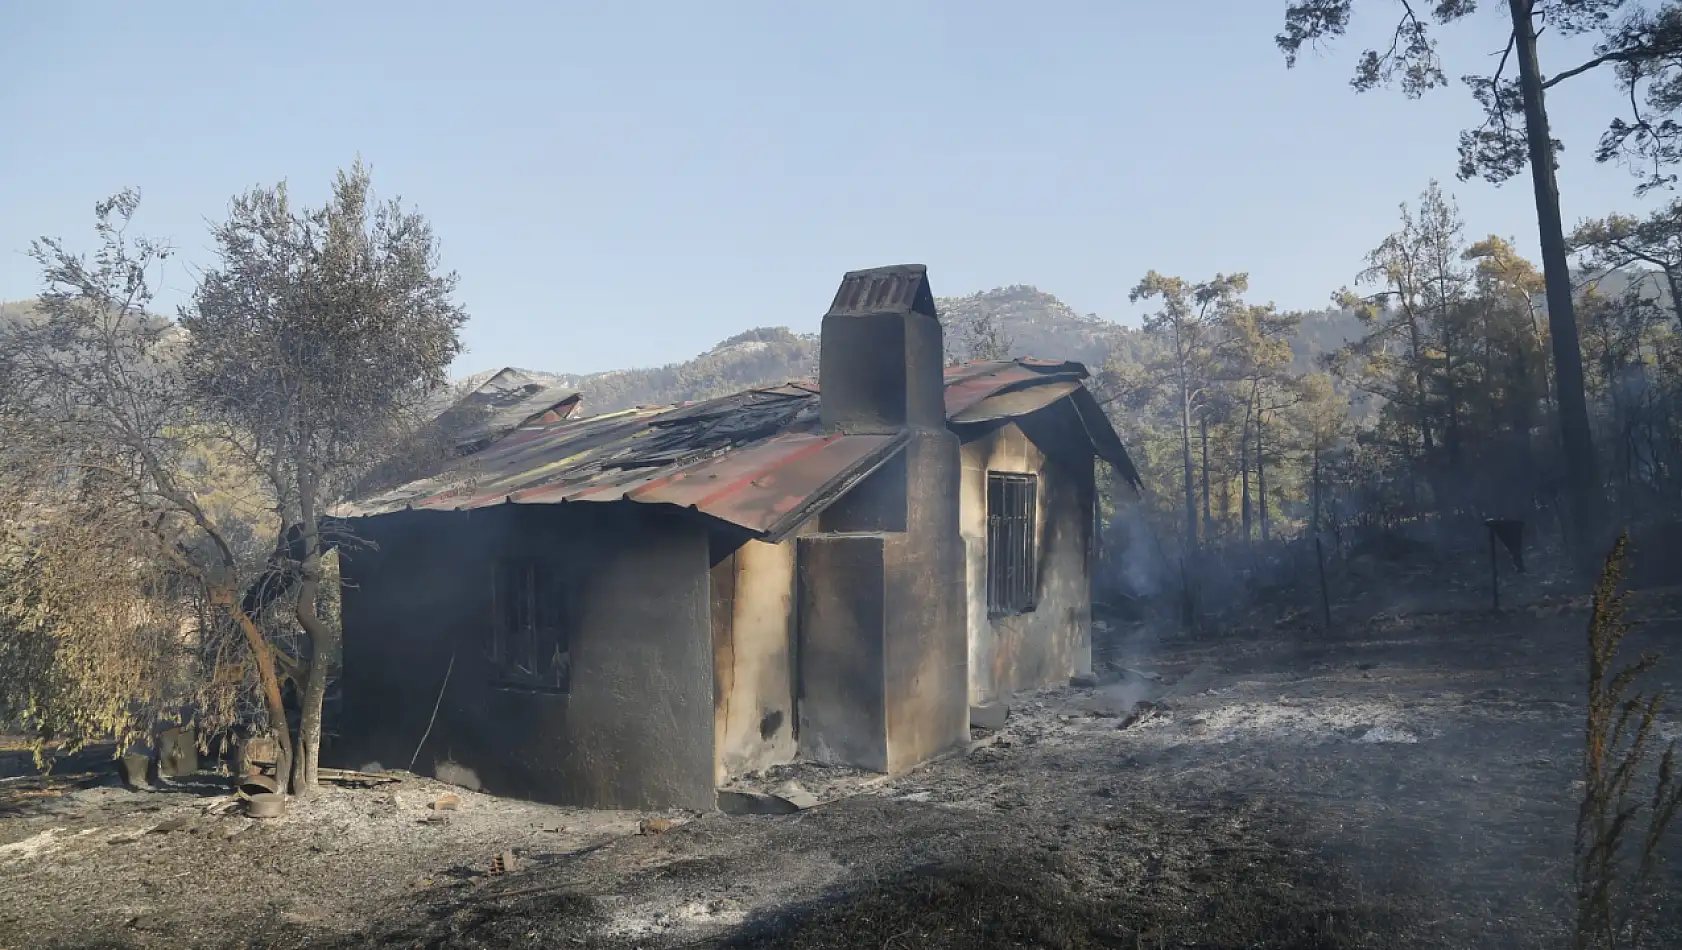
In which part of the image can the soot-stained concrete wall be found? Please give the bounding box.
[796,431,968,774]
[795,532,889,771]
[882,429,969,773]
[333,503,716,811]
[959,420,1095,705]
[797,264,969,776]
[711,538,798,784]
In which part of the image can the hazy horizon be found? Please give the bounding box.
[2,1,1671,376]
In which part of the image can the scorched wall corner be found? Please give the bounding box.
[793,264,969,775]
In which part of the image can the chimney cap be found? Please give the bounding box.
[826,264,936,319]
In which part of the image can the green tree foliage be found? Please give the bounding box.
[0,192,275,765]
[1275,0,1682,563]
[180,161,468,795]
[1222,296,1304,543]
[1104,174,1682,638]
[1331,183,1472,470]
[947,306,1013,364]
[0,169,466,794]
[1572,201,1682,326]
[1126,272,1255,553]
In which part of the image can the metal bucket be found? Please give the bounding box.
[245,792,287,819]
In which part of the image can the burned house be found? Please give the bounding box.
[326,265,1143,810]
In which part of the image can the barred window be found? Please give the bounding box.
[490,558,571,694]
[986,473,1038,615]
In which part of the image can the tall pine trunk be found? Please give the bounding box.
[1665,268,1682,331]
[1180,384,1198,553]
[1312,445,1322,536]
[1241,426,1253,543]
[1258,412,1271,542]
[1242,384,1255,543]
[1200,415,1212,539]
[1509,0,1602,565]
[1218,468,1232,540]
[1445,328,1462,468]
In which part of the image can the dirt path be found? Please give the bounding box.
[3,590,1679,949]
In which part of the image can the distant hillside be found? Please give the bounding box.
[544,287,1155,415]
[1290,307,1367,372]
[546,327,821,416]
[0,280,1553,420]
[0,300,39,327]
[938,286,1137,367]
[1578,265,1675,308]
[533,287,1374,414]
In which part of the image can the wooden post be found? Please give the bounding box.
[1315,535,1332,631]
[1488,523,1500,613]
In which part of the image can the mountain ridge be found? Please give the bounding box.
[487,286,1367,416]
[0,286,1467,417]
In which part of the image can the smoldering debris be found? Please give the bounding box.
[1118,702,1164,730]
[434,760,483,792]
[1072,674,1162,719]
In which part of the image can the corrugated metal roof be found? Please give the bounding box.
[332,358,1137,538]
[948,380,1083,424]
[941,359,1088,417]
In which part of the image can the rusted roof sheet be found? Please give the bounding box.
[513,431,907,538]
[333,358,1138,537]
[948,380,1083,424]
[331,383,905,542]
[938,360,1140,488]
[941,359,1088,417]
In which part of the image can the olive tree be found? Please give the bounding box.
[180,161,468,795]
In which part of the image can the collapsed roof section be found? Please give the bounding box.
[332,359,1141,543]
[427,367,582,454]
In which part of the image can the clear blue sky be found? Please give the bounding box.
[0,1,1667,376]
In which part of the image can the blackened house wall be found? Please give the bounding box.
[798,274,970,777]
[333,503,715,811]
[797,435,967,775]
[710,538,799,784]
[882,430,968,774]
[958,417,1096,704]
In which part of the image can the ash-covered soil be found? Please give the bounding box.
[3,583,1680,949]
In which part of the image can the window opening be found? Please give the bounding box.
[986,473,1039,615]
[489,558,570,693]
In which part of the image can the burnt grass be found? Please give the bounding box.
[5,564,1682,950]
[317,793,1414,950]
[702,837,1410,950]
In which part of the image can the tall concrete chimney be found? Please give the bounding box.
[798,264,968,775]
[818,264,946,433]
